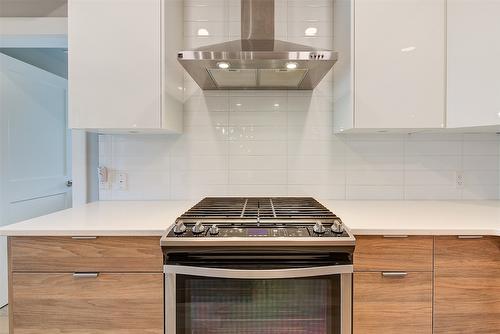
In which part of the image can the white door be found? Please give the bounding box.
[0,52,72,307]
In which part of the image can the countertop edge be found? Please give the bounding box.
[1,228,498,237]
[350,228,500,236]
[0,229,168,237]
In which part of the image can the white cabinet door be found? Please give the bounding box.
[447,0,500,128]
[68,0,161,129]
[354,0,445,129]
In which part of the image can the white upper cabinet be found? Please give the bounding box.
[447,0,500,128]
[334,0,446,132]
[68,0,183,132]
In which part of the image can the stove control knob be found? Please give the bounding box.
[192,221,206,235]
[173,221,187,235]
[331,220,344,234]
[313,221,326,234]
[209,224,219,235]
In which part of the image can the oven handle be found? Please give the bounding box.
[164,264,353,279]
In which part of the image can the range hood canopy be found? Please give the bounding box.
[177,0,338,90]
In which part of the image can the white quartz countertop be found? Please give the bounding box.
[0,200,499,237]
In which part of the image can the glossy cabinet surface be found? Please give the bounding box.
[354,0,445,129]
[68,0,182,132]
[447,0,500,128]
[334,0,446,132]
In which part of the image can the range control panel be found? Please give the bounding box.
[167,223,350,238]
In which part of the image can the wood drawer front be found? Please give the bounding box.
[10,236,162,272]
[353,272,433,334]
[354,235,433,272]
[434,236,500,334]
[11,273,163,334]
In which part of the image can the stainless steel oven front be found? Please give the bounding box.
[164,252,353,334]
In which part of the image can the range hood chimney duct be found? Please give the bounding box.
[177,0,338,90]
[241,0,275,40]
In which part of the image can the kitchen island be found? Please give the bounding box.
[1,200,499,333]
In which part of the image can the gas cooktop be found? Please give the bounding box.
[161,197,355,247]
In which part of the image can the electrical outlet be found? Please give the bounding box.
[456,171,464,188]
[98,166,110,190]
[117,172,128,190]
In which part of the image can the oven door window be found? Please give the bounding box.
[176,275,341,334]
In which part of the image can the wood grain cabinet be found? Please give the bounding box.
[434,236,500,334]
[353,236,433,334]
[8,236,164,334]
[11,273,163,334]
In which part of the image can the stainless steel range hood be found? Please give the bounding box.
[177,0,337,90]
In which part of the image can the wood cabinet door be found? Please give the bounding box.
[11,273,163,334]
[353,272,433,334]
[434,236,500,334]
[354,236,433,272]
[10,236,163,273]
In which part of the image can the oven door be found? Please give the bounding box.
[164,264,352,334]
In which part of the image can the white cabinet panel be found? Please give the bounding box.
[354,0,445,129]
[447,0,500,128]
[69,0,182,132]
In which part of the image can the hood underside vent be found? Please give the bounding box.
[177,0,337,90]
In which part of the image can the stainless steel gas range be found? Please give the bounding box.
[161,197,355,334]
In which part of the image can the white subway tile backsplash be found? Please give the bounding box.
[98,0,500,201]
[404,186,462,200]
[229,126,287,141]
[346,170,404,186]
[229,141,287,156]
[229,170,287,185]
[287,184,346,199]
[345,155,405,171]
[346,185,404,200]
[463,155,499,170]
[229,111,286,126]
[345,141,405,156]
[288,170,345,185]
[462,185,500,200]
[287,155,344,171]
[227,185,288,197]
[463,141,500,155]
[229,155,287,170]
[171,155,228,171]
[405,155,461,171]
[405,170,456,186]
[406,141,462,156]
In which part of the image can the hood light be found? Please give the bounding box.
[286,62,298,70]
[217,62,230,69]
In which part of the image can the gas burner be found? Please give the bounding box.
[161,197,355,247]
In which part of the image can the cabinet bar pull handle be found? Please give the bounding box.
[383,235,408,238]
[71,236,98,240]
[457,235,483,239]
[73,273,99,278]
[382,272,408,278]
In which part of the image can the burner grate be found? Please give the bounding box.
[179,197,337,220]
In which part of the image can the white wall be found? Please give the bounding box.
[99,0,500,201]
[0,0,67,17]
